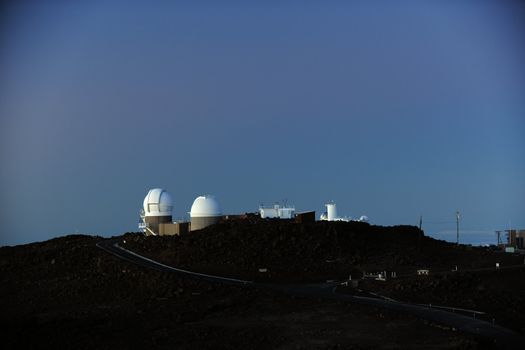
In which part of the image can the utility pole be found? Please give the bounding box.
[417,215,423,246]
[456,211,460,245]
[496,230,501,246]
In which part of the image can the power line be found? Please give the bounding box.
[423,221,456,225]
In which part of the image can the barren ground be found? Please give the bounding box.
[1,220,523,349]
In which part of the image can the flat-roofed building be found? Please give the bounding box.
[506,229,525,249]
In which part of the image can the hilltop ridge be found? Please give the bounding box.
[1,221,524,349]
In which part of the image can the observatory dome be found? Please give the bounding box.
[190,195,222,218]
[143,188,173,217]
[358,215,369,223]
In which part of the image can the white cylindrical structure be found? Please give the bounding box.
[326,203,337,221]
[190,195,222,231]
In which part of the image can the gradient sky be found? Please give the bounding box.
[1,0,524,246]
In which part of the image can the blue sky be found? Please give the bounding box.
[1,0,524,246]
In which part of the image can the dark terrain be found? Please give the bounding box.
[1,220,523,349]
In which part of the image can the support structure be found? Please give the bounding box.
[456,211,460,245]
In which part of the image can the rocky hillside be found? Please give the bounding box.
[125,220,521,282]
[3,220,525,348]
[0,233,487,349]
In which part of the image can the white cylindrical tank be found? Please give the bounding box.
[190,195,222,231]
[143,188,173,216]
[326,203,337,221]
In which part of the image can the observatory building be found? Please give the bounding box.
[259,203,295,219]
[139,188,173,235]
[320,202,369,223]
[190,195,222,231]
[139,190,223,235]
[320,202,349,221]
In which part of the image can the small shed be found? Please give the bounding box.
[295,211,315,223]
[159,222,190,236]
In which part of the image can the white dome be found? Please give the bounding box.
[190,195,221,218]
[358,215,369,223]
[143,188,173,217]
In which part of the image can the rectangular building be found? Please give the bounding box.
[259,204,295,219]
[506,229,525,249]
[295,211,315,223]
[159,222,190,236]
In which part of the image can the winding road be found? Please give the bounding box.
[97,239,524,349]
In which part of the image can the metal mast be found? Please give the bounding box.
[456,211,460,245]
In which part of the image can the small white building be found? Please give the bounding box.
[259,204,295,219]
